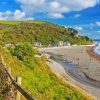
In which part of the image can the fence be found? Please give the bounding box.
[1,53,35,100]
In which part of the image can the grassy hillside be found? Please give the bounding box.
[0,43,93,100]
[0,20,45,25]
[0,20,93,45]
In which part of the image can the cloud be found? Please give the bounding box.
[75,26,83,31]
[81,22,100,29]
[0,11,12,20]
[96,21,100,26]
[16,0,99,19]
[13,10,26,20]
[0,10,34,20]
[74,14,81,18]
[47,13,64,18]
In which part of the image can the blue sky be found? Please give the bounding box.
[0,0,100,39]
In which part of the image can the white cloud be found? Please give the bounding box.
[47,13,64,18]
[75,26,83,31]
[96,21,100,26]
[50,1,60,9]
[13,10,26,20]
[0,10,34,20]
[16,0,99,19]
[74,14,81,18]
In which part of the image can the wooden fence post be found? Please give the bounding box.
[16,77,22,100]
[8,67,11,84]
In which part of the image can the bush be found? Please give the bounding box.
[41,54,49,61]
[11,43,38,60]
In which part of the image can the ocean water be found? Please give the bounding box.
[94,39,100,43]
[94,39,100,55]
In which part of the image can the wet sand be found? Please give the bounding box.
[40,46,100,100]
[43,46,100,82]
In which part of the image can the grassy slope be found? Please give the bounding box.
[0,47,93,100]
[0,20,93,45]
[0,20,45,25]
[0,20,22,25]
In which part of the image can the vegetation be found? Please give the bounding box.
[0,43,93,100]
[0,64,16,100]
[0,20,93,99]
[0,59,10,100]
[10,43,38,60]
[0,20,93,46]
[0,20,45,25]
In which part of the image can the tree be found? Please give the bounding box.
[12,43,38,60]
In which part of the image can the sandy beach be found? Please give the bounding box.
[42,46,100,82]
[40,46,100,100]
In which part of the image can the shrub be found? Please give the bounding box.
[41,54,49,61]
[11,43,38,60]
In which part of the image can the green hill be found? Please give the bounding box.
[0,21,93,99]
[0,20,93,45]
[0,20,45,25]
[0,43,93,100]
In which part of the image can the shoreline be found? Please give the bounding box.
[40,44,95,50]
[41,46,100,100]
[46,59,94,99]
[86,46,100,62]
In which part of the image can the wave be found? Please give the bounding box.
[94,44,100,55]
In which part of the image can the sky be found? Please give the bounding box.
[0,0,100,40]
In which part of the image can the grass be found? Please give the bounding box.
[0,20,45,25]
[0,20,22,25]
[24,20,46,24]
[0,46,93,100]
[0,20,93,45]
[0,96,3,100]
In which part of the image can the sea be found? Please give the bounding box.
[94,39,100,43]
[94,39,100,55]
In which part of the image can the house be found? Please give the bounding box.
[57,41,64,47]
[33,42,42,47]
[64,42,71,46]
[75,34,79,37]
[5,43,12,47]
[34,55,41,58]
[48,44,52,47]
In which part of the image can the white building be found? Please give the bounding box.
[64,42,71,46]
[33,42,42,47]
[57,41,64,47]
[5,43,12,47]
